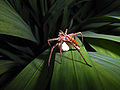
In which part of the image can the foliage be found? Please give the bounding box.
[0,0,120,90]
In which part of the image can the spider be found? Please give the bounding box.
[48,29,91,67]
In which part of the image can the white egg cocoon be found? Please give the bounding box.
[58,42,70,51]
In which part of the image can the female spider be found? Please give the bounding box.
[48,29,91,67]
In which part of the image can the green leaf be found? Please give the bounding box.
[47,0,74,32]
[50,37,120,90]
[0,60,15,75]
[99,0,120,15]
[88,52,120,81]
[61,6,69,29]
[0,48,24,64]
[40,0,46,16]
[110,23,120,26]
[7,42,34,56]
[82,22,111,29]
[84,16,120,24]
[81,16,120,30]
[0,1,37,43]
[113,27,120,32]
[86,38,120,58]
[82,31,120,42]
[5,49,53,90]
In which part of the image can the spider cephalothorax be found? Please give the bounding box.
[48,29,91,67]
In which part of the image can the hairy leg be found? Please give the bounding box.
[63,36,91,66]
[48,38,59,46]
[65,29,68,34]
[70,42,91,67]
[60,40,63,63]
[48,43,58,66]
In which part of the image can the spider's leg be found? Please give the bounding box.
[48,43,58,66]
[60,40,63,63]
[71,43,91,67]
[48,38,59,46]
[69,32,84,43]
[65,29,68,34]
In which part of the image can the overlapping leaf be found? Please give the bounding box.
[89,52,120,81]
[0,60,15,75]
[82,31,120,42]
[50,37,120,90]
[86,38,120,58]
[0,48,24,64]
[5,49,53,90]
[0,1,37,43]
[0,0,120,90]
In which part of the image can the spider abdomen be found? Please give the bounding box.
[67,35,80,48]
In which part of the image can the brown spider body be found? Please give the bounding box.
[66,35,80,49]
[48,29,91,67]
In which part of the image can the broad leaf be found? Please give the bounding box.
[99,0,120,15]
[0,1,37,43]
[47,0,74,32]
[110,23,120,26]
[86,38,120,58]
[84,16,120,23]
[0,48,24,64]
[81,22,111,29]
[5,49,53,90]
[0,60,15,75]
[7,42,34,56]
[88,52,120,81]
[82,31,120,42]
[50,37,120,90]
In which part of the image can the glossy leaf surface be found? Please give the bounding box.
[5,50,53,90]
[0,60,15,75]
[83,31,120,43]
[89,52,120,81]
[50,37,120,90]
[86,38,120,58]
[0,1,37,43]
